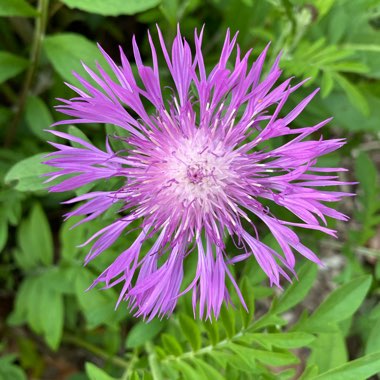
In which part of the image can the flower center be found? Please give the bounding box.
[162,130,238,209]
[187,165,206,184]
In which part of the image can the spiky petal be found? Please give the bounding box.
[45,26,350,320]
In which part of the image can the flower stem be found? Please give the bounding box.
[145,342,163,380]
[4,0,49,147]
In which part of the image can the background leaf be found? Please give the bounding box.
[0,51,29,84]
[60,0,161,16]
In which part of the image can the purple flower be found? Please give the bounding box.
[45,27,350,320]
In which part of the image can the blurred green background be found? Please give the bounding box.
[1,0,380,379]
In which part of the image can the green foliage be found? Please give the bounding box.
[60,0,161,16]
[310,352,380,380]
[105,272,373,380]
[354,152,380,244]
[295,275,372,332]
[0,0,37,17]
[0,51,29,84]
[1,0,380,378]
[0,354,27,380]
[283,39,369,113]
[4,153,52,192]
[85,362,117,380]
[43,33,109,82]
[126,319,165,349]
[15,202,53,268]
[25,96,54,141]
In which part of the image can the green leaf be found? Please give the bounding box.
[355,153,378,201]
[179,314,202,351]
[240,277,255,328]
[0,0,37,17]
[7,277,37,326]
[7,275,63,350]
[191,358,225,380]
[60,0,161,16]
[38,285,64,350]
[250,348,299,366]
[220,304,235,339]
[85,362,116,380]
[75,268,121,328]
[4,153,52,192]
[43,33,107,82]
[16,203,53,268]
[332,72,369,115]
[0,355,27,380]
[299,364,319,380]
[25,96,54,141]
[321,71,334,98]
[203,319,219,346]
[171,361,202,380]
[0,221,8,252]
[126,319,165,349]
[0,51,29,83]
[273,262,318,314]
[241,332,315,349]
[309,332,348,373]
[161,334,183,356]
[59,216,86,260]
[298,275,372,332]
[365,318,380,355]
[311,352,380,380]
[67,125,92,148]
[225,343,257,371]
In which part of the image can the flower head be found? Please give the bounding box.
[45,27,349,320]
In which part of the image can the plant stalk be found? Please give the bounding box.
[4,0,49,147]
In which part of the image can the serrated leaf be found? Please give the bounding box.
[311,352,380,380]
[4,153,52,192]
[179,314,201,351]
[0,51,29,83]
[126,319,165,348]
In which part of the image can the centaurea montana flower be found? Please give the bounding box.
[45,27,350,320]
